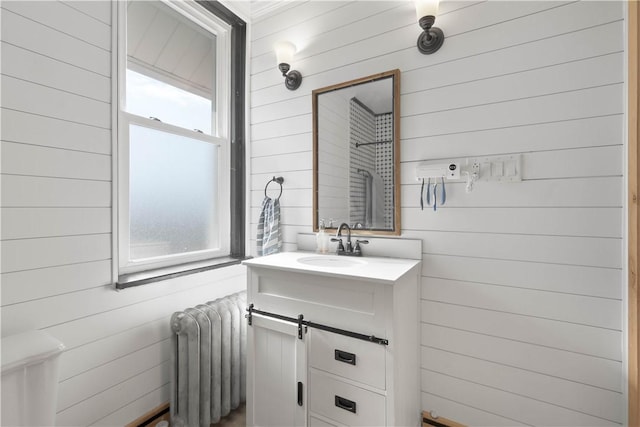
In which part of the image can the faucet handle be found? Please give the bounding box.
[331,237,345,253]
[353,239,369,256]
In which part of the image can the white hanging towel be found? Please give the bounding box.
[257,197,281,256]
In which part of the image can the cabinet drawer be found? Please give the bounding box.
[309,370,386,427]
[310,329,385,390]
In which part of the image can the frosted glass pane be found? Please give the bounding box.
[129,125,218,261]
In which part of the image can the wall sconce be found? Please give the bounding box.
[415,0,444,54]
[274,41,302,91]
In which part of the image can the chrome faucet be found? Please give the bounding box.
[331,223,368,256]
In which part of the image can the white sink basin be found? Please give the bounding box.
[297,255,367,268]
[244,252,421,283]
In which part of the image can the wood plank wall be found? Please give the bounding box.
[0,2,246,425]
[249,1,626,425]
[629,2,639,426]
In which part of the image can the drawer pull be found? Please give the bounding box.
[335,395,357,413]
[334,349,357,365]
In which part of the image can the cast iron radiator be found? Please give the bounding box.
[170,291,247,427]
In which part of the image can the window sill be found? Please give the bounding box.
[115,255,250,290]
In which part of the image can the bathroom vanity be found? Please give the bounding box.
[243,252,421,427]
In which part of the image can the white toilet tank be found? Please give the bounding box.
[1,330,65,426]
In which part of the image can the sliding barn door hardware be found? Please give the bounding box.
[246,305,389,346]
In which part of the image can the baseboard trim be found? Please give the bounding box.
[125,402,170,427]
[422,410,466,427]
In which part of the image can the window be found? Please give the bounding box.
[116,0,245,286]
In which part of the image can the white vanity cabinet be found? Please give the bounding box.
[244,252,421,427]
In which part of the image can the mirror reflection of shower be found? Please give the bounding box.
[349,97,393,230]
[313,69,400,235]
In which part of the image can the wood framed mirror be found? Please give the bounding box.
[312,69,401,235]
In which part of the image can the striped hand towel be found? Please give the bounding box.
[257,196,281,256]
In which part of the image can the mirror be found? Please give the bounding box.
[313,69,400,235]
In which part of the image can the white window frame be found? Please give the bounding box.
[115,0,232,276]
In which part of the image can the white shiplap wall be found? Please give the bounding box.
[249,1,625,425]
[0,2,245,425]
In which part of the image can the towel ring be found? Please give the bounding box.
[264,176,284,200]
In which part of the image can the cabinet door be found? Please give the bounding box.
[247,315,307,427]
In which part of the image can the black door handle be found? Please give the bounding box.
[335,395,357,413]
[297,382,303,406]
[334,349,357,365]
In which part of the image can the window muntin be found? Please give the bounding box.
[118,0,231,275]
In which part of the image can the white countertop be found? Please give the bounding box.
[242,251,420,284]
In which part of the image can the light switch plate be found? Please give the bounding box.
[473,154,522,182]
